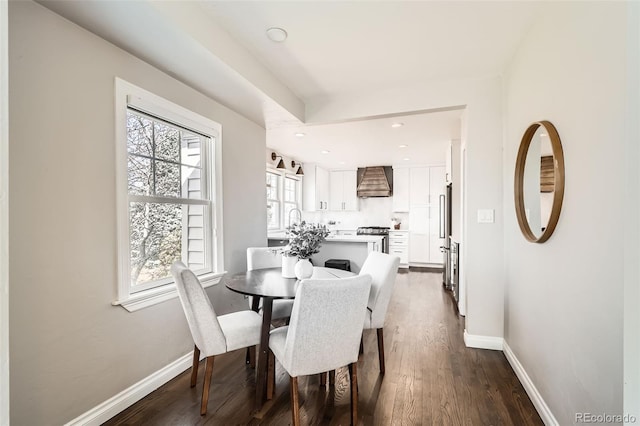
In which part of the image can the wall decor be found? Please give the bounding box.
[514,120,565,243]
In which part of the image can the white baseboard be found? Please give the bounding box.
[64,352,193,426]
[503,342,558,426]
[463,329,504,350]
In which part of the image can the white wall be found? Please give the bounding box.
[624,3,640,422]
[8,2,266,424]
[0,0,9,422]
[503,3,631,424]
[304,196,400,230]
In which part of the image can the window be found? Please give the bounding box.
[266,171,280,230]
[266,169,300,230]
[283,176,299,228]
[115,79,224,311]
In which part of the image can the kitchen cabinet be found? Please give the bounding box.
[409,167,430,205]
[389,230,409,268]
[329,170,358,211]
[392,167,409,212]
[302,164,329,211]
[406,165,445,265]
[428,166,446,263]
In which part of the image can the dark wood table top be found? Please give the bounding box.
[225,266,355,299]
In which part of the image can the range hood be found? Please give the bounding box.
[356,166,392,198]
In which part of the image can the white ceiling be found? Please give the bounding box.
[202,1,543,102]
[37,0,544,169]
[268,107,463,169]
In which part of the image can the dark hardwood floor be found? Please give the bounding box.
[104,271,543,425]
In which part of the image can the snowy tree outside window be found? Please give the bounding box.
[127,109,212,289]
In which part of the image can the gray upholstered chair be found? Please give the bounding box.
[171,261,262,416]
[269,274,372,426]
[360,251,400,374]
[246,247,294,320]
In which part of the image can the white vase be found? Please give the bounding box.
[282,255,297,278]
[294,258,313,280]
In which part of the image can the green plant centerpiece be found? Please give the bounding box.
[284,221,330,259]
[283,221,330,279]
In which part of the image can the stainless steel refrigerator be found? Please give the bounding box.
[441,183,452,289]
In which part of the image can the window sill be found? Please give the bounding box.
[112,271,226,312]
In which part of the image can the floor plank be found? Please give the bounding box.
[103,270,543,425]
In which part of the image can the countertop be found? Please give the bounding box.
[267,232,383,244]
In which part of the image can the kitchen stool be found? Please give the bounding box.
[324,259,351,272]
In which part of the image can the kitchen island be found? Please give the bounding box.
[267,233,383,273]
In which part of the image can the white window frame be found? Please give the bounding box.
[266,170,281,231]
[266,166,301,231]
[113,78,225,312]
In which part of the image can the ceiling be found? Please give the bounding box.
[37,0,544,168]
[268,107,463,169]
[201,1,543,102]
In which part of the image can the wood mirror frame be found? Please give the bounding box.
[514,120,565,243]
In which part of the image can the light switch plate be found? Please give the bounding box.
[477,209,495,224]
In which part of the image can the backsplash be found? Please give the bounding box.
[302,197,409,230]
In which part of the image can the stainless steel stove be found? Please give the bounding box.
[356,226,390,253]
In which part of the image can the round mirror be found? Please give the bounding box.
[514,121,565,243]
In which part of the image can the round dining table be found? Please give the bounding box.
[225,266,356,410]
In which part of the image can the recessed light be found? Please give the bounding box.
[340,161,346,165]
[403,158,410,161]
[295,132,306,137]
[321,150,330,154]
[399,144,408,148]
[266,27,288,42]
[391,123,404,128]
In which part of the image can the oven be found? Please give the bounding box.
[356,226,390,253]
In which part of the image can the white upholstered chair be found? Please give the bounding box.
[269,274,372,426]
[360,251,400,374]
[246,247,294,320]
[171,261,262,416]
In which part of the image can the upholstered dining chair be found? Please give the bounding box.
[171,261,262,416]
[246,247,294,320]
[268,274,372,426]
[359,251,400,374]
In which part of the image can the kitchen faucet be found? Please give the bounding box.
[288,208,302,227]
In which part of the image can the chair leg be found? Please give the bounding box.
[200,356,214,416]
[329,369,336,386]
[359,335,364,354]
[376,328,385,375]
[191,345,200,388]
[267,349,276,400]
[290,376,300,426]
[348,363,358,425]
[320,372,327,387]
[248,345,256,369]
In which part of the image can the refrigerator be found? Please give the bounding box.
[441,183,452,290]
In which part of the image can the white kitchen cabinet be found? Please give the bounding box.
[409,234,429,263]
[428,166,446,263]
[389,230,409,268]
[406,165,445,265]
[392,167,409,212]
[302,164,329,211]
[409,167,430,205]
[329,170,358,211]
